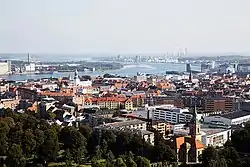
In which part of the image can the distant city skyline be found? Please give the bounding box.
[0,0,249,54]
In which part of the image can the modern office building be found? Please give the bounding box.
[153,106,193,124]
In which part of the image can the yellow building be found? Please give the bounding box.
[125,98,134,110]
[92,97,127,110]
[151,120,171,138]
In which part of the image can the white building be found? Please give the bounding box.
[71,69,92,87]
[153,107,193,124]
[201,128,231,147]
[203,111,250,126]
[42,83,58,90]
[0,61,11,75]
[216,64,235,74]
[96,120,154,145]
[25,63,36,72]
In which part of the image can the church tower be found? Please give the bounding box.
[189,70,193,82]
[74,69,80,86]
[189,105,201,141]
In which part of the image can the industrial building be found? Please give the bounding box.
[0,60,11,75]
[237,63,250,73]
[203,111,250,126]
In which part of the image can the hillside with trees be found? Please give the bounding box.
[0,109,177,167]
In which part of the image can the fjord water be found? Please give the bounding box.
[0,63,189,81]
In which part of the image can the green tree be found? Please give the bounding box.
[114,157,127,167]
[101,130,116,152]
[48,111,56,119]
[79,125,92,140]
[219,147,242,167]
[101,140,108,158]
[22,129,36,158]
[6,144,26,167]
[135,156,150,167]
[0,120,9,155]
[153,141,176,164]
[60,126,87,164]
[3,117,15,128]
[126,157,137,167]
[106,150,115,167]
[199,146,228,167]
[115,132,132,155]
[34,129,45,148]
[63,149,73,167]
[92,145,102,160]
[37,128,59,165]
[38,119,50,131]
[92,160,106,167]
[0,135,8,156]
[199,146,219,164]
[0,119,10,134]
[3,107,14,117]
[23,115,38,130]
[8,122,23,145]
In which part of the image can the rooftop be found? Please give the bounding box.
[201,128,230,136]
[221,111,250,119]
[99,119,146,129]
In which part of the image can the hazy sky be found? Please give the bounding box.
[0,0,249,54]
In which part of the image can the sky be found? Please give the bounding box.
[0,0,249,55]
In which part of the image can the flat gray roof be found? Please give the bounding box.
[221,111,250,120]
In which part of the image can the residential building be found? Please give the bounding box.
[41,83,58,90]
[151,120,171,138]
[201,128,231,147]
[147,95,183,108]
[156,81,173,90]
[0,82,9,92]
[17,87,37,101]
[95,119,154,145]
[125,98,134,110]
[91,97,127,110]
[0,99,19,109]
[40,91,74,104]
[202,97,234,113]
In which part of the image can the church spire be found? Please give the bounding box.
[189,70,193,82]
[74,69,79,79]
[189,104,201,138]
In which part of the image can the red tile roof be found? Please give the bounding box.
[195,140,205,149]
[176,137,185,149]
[40,91,74,97]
